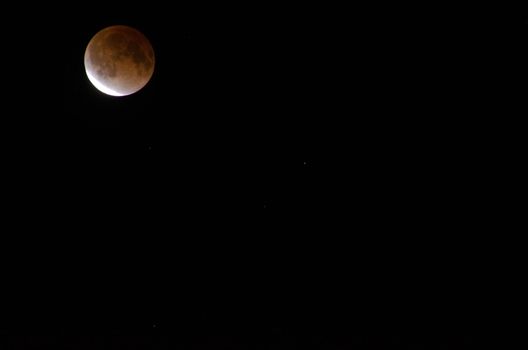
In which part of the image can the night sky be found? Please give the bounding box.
[3,3,523,349]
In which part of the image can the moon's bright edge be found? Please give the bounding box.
[85,70,125,96]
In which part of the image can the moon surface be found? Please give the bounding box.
[84,25,155,96]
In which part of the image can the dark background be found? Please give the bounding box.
[1,3,523,349]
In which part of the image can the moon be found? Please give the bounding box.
[84,25,155,96]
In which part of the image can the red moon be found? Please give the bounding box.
[84,25,155,96]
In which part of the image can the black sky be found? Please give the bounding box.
[2,3,524,349]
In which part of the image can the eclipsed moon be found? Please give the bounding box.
[84,25,155,96]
